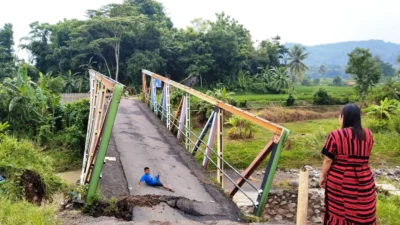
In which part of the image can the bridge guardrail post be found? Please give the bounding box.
[185,93,190,150]
[217,107,224,187]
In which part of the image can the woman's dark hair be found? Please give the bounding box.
[341,104,365,140]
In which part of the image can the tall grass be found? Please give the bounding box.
[377,194,400,225]
[0,197,59,225]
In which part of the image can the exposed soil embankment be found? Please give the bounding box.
[256,106,341,123]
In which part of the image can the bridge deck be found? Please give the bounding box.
[113,99,213,200]
[108,99,241,222]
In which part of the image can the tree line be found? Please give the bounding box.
[0,0,399,99]
[0,0,310,94]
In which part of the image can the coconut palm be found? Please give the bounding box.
[287,45,309,82]
[269,67,292,93]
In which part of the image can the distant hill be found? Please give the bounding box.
[285,40,400,78]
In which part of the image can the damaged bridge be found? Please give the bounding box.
[80,70,290,224]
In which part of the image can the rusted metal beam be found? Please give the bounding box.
[229,139,274,197]
[90,69,116,91]
[142,70,283,134]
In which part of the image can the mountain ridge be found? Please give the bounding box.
[284,40,400,66]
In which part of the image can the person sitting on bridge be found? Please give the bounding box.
[137,167,174,192]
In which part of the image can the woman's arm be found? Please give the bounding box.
[320,156,333,188]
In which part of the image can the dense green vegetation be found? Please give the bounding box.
[0,135,66,225]
[1,0,400,223]
[0,66,88,223]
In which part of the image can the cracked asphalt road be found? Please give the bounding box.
[105,99,241,223]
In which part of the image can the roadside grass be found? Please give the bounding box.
[191,118,400,170]
[377,194,400,225]
[0,197,59,225]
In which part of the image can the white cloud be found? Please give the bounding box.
[1,0,399,60]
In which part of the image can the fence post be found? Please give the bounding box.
[296,166,310,225]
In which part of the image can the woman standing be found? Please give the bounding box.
[320,104,376,224]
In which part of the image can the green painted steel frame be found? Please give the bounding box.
[254,129,290,216]
[87,84,124,201]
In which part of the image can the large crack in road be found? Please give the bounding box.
[117,195,228,220]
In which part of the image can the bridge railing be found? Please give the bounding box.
[80,70,124,201]
[142,69,290,216]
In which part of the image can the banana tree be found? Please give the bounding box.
[364,97,398,120]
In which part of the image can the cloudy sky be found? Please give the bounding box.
[1,0,399,59]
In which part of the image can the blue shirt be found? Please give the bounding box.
[140,173,156,186]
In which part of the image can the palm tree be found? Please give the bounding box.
[269,67,292,93]
[288,45,309,82]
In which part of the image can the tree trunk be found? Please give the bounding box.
[115,41,121,82]
[97,53,111,78]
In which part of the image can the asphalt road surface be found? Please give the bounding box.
[109,99,241,222]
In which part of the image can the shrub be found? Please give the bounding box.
[391,115,400,134]
[313,88,332,105]
[38,125,53,145]
[225,115,257,140]
[301,78,312,86]
[0,136,65,201]
[248,82,268,94]
[365,118,391,133]
[0,121,9,135]
[331,95,350,105]
[238,100,248,108]
[52,125,84,151]
[332,76,343,86]
[285,94,295,106]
